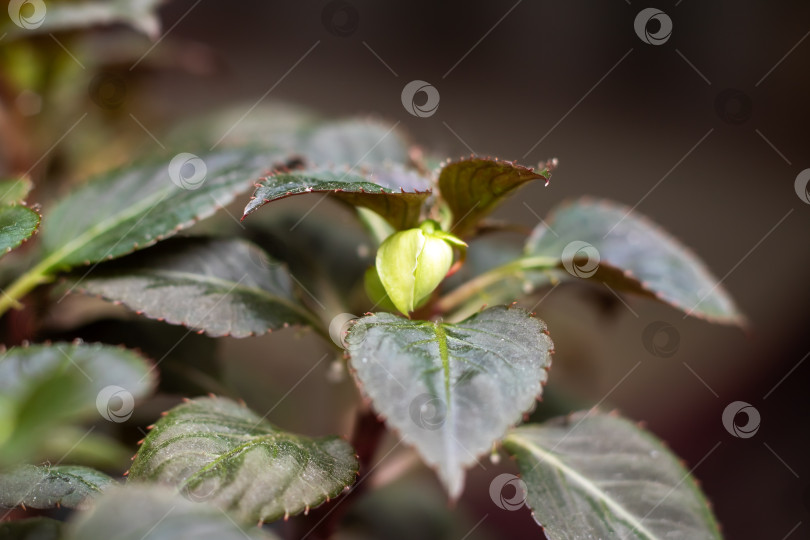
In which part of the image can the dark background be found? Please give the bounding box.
[11,1,810,539]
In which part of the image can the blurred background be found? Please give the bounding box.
[1,1,809,538]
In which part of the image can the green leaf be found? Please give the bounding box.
[69,237,318,338]
[129,397,358,523]
[243,170,430,231]
[41,146,279,272]
[0,464,113,510]
[346,305,552,498]
[438,157,549,237]
[0,206,39,258]
[504,412,722,540]
[65,485,280,540]
[0,517,62,540]
[0,342,156,465]
[526,199,743,324]
[0,177,33,205]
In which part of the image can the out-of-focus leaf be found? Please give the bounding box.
[2,0,163,41]
[41,146,280,271]
[0,178,33,205]
[65,485,281,540]
[0,342,155,413]
[129,397,358,523]
[45,319,221,397]
[245,209,373,312]
[339,474,491,540]
[0,342,156,466]
[0,464,113,510]
[300,118,412,170]
[0,206,39,258]
[346,305,552,499]
[166,102,319,151]
[0,517,62,540]
[526,199,743,324]
[39,426,131,470]
[366,163,433,193]
[437,157,549,236]
[243,170,429,230]
[69,237,318,338]
[504,412,722,540]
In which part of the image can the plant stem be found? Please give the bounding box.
[435,255,559,314]
[355,207,393,246]
[0,258,56,317]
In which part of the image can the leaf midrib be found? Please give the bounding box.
[506,432,659,540]
[181,432,291,487]
[91,267,308,319]
[49,470,108,495]
[41,186,171,271]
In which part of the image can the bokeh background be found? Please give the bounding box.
[2,1,809,539]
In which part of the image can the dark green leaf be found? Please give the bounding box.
[243,170,429,230]
[342,474,491,540]
[45,319,221,397]
[41,146,279,272]
[346,305,552,498]
[69,237,318,337]
[0,517,62,540]
[0,206,39,258]
[526,199,743,324]
[129,397,358,523]
[0,464,113,510]
[0,178,33,205]
[65,485,280,540]
[245,209,373,312]
[438,157,549,237]
[504,412,722,540]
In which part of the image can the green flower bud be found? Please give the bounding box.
[374,220,466,315]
